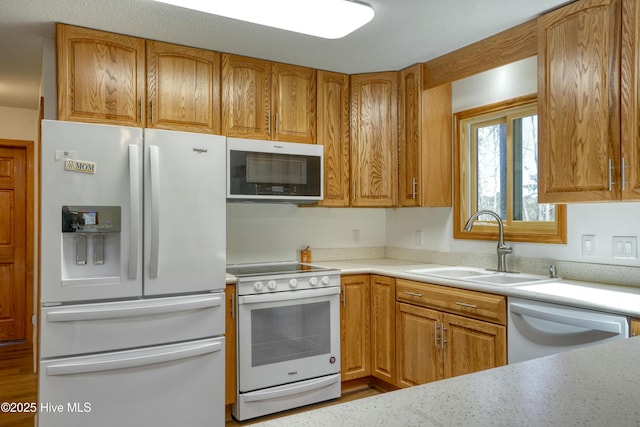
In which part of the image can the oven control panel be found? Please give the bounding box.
[238,273,340,295]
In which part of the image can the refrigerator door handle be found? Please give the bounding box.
[46,294,223,322]
[46,340,222,376]
[128,144,140,279]
[149,145,160,278]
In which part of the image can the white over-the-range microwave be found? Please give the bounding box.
[226,137,324,203]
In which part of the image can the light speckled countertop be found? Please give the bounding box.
[227,258,640,317]
[251,337,640,427]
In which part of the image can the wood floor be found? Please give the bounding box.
[0,348,384,427]
[0,347,37,427]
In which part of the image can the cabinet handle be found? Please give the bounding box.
[455,302,478,309]
[138,98,142,123]
[341,285,346,307]
[608,158,614,191]
[404,291,423,298]
[412,177,417,199]
[622,158,627,191]
[231,292,235,320]
[275,112,279,135]
[441,324,447,349]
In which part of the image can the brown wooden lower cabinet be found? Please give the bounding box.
[632,319,640,337]
[395,301,506,387]
[225,284,236,406]
[339,274,506,390]
[370,275,396,384]
[340,275,371,381]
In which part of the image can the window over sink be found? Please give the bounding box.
[453,94,566,244]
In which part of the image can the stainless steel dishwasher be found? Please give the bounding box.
[508,297,629,364]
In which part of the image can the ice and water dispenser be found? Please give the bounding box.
[61,205,122,282]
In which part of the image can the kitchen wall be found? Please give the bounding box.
[386,57,640,273]
[226,203,385,264]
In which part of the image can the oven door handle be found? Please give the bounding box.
[238,287,340,305]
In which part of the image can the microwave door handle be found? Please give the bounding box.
[128,144,140,279]
[149,145,160,278]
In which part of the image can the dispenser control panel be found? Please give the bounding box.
[62,206,121,233]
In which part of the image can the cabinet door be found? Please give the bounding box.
[224,284,236,406]
[340,275,370,381]
[146,41,221,134]
[621,0,640,199]
[631,318,640,337]
[399,64,422,206]
[56,24,145,126]
[395,303,441,387]
[370,275,395,385]
[443,313,506,379]
[221,54,271,139]
[272,63,316,143]
[350,72,399,207]
[538,0,622,202]
[316,70,350,206]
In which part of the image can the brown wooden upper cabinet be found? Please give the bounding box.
[146,41,221,134]
[57,24,146,126]
[350,71,399,207]
[538,0,640,202]
[398,64,452,207]
[221,54,316,143]
[316,70,350,207]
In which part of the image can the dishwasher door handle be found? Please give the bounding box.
[510,303,622,335]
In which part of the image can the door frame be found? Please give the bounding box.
[0,138,35,353]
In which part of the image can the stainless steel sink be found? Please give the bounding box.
[406,266,556,286]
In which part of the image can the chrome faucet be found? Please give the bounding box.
[464,210,512,273]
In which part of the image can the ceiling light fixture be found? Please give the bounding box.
[151,0,375,39]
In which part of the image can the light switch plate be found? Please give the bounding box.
[582,235,596,257]
[612,236,637,259]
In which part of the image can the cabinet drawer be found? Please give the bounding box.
[396,279,506,325]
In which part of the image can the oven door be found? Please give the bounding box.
[237,287,340,392]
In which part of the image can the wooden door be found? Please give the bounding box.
[221,54,271,139]
[0,142,32,343]
[350,72,398,207]
[538,0,622,202]
[399,64,422,206]
[146,41,221,134]
[370,275,395,384]
[340,275,370,381]
[395,303,441,387]
[224,284,236,405]
[316,70,350,207]
[56,24,145,126]
[621,0,640,199]
[272,63,316,143]
[443,313,506,379]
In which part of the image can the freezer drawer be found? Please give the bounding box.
[40,293,224,358]
[38,337,225,427]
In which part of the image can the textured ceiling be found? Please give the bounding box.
[0,0,572,110]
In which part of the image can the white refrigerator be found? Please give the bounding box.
[39,120,226,427]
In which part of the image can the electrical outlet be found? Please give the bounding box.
[582,235,596,257]
[352,229,360,243]
[415,230,424,246]
[612,236,637,259]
